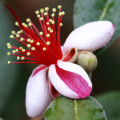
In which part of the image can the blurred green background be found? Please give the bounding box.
[0,0,120,120]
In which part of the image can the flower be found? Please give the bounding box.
[6,5,114,118]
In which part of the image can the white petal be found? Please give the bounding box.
[49,64,78,99]
[63,21,115,53]
[57,60,92,87]
[48,61,92,99]
[26,65,52,118]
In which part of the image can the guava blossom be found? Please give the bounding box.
[6,5,114,118]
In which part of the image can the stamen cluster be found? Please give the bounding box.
[7,5,65,66]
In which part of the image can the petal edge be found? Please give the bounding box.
[63,21,115,53]
[26,65,52,118]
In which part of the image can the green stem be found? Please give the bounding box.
[99,0,111,20]
[88,72,92,79]
[74,100,79,120]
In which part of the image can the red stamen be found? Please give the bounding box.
[6,5,64,65]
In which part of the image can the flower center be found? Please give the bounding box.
[6,5,65,66]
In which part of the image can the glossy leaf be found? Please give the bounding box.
[45,96,107,120]
[96,91,120,120]
[74,0,120,55]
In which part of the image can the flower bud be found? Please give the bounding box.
[77,51,98,72]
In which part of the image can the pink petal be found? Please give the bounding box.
[26,65,52,118]
[63,21,115,53]
[49,81,60,99]
[63,48,78,62]
[48,60,92,99]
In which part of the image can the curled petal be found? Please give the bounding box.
[63,48,78,63]
[49,81,60,99]
[48,61,92,99]
[63,21,115,53]
[26,65,52,118]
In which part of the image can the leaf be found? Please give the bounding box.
[0,2,19,112]
[74,0,120,55]
[0,118,4,120]
[96,91,120,120]
[45,96,107,120]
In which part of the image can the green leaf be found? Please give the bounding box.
[96,91,120,120]
[1,65,30,120]
[0,118,4,120]
[0,2,19,112]
[74,0,120,55]
[45,96,107,120]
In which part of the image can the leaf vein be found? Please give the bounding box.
[99,0,111,20]
[74,100,79,120]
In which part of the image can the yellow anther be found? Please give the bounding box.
[40,17,43,21]
[36,42,40,46]
[52,8,56,12]
[59,12,62,16]
[12,50,16,53]
[43,47,46,51]
[17,31,21,34]
[27,44,31,48]
[26,18,31,22]
[44,12,47,16]
[58,5,62,9]
[11,31,15,34]
[51,13,55,17]
[35,10,39,14]
[59,23,63,26]
[7,52,11,55]
[22,23,28,27]
[17,56,20,60]
[16,49,18,52]
[15,21,19,26]
[20,30,23,33]
[45,7,49,11]
[46,41,51,45]
[7,43,10,46]
[61,11,65,15]
[49,19,52,22]
[30,40,34,43]
[31,47,35,50]
[24,23,27,27]
[50,29,53,33]
[21,56,25,60]
[22,23,25,26]
[27,38,31,42]
[20,38,24,41]
[8,46,11,49]
[37,14,40,18]
[52,20,55,24]
[40,8,44,13]
[16,34,20,37]
[46,34,50,37]
[47,27,51,31]
[40,32,43,35]
[46,22,49,25]
[10,35,14,38]
[22,49,25,52]
[28,23,32,26]
[27,52,31,56]
[19,47,23,49]
[8,61,11,64]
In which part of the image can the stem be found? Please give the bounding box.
[99,0,111,20]
[74,100,79,120]
[88,72,92,79]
